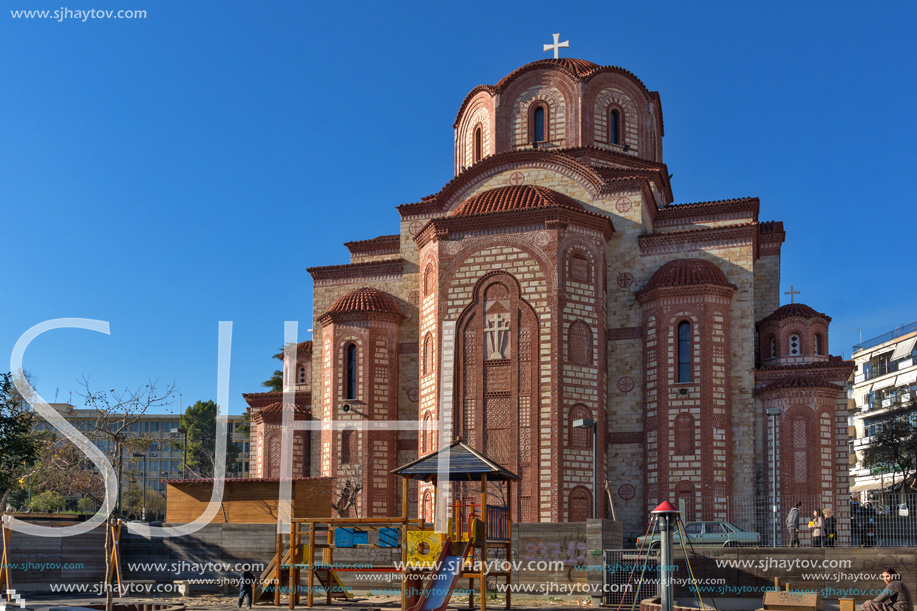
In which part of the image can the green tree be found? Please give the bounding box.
[29,490,65,513]
[261,347,284,392]
[0,372,41,510]
[179,400,239,478]
[862,406,917,501]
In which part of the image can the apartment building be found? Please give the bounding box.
[849,322,917,496]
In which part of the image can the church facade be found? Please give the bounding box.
[245,56,854,536]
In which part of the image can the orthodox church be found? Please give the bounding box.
[243,45,854,537]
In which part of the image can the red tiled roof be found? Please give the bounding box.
[164,476,328,484]
[327,287,402,316]
[450,185,585,217]
[761,374,842,392]
[259,402,310,415]
[344,234,400,255]
[760,303,831,324]
[643,258,734,292]
[495,58,600,88]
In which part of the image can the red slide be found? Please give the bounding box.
[407,538,473,611]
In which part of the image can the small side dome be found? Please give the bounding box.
[760,303,831,324]
[450,185,585,217]
[327,287,402,316]
[643,258,733,292]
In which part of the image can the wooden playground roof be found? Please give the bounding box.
[392,441,520,482]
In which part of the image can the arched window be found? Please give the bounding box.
[609,108,621,145]
[473,126,483,163]
[423,263,434,296]
[769,336,776,359]
[570,253,589,283]
[674,413,695,456]
[677,321,692,383]
[570,405,592,448]
[568,321,592,366]
[814,333,824,355]
[568,486,592,522]
[298,366,306,385]
[421,412,432,454]
[422,333,433,376]
[533,106,546,143]
[344,343,357,399]
[789,333,801,356]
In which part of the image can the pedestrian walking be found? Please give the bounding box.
[785,500,802,547]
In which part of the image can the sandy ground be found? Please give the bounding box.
[20,592,595,611]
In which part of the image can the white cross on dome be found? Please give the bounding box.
[543,33,569,59]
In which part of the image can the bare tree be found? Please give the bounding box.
[77,376,176,611]
[330,463,364,518]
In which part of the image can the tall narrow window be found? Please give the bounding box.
[609,108,621,145]
[345,343,357,399]
[815,333,824,355]
[473,126,483,163]
[422,333,433,376]
[341,429,353,464]
[534,106,545,143]
[298,366,306,385]
[789,333,801,356]
[769,336,776,359]
[677,321,692,383]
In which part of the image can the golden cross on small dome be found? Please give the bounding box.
[784,285,801,304]
[543,33,569,59]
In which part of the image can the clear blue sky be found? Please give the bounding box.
[2,1,915,415]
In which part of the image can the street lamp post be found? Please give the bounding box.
[132,453,147,521]
[573,418,599,519]
[171,426,188,479]
[766,407,781,546]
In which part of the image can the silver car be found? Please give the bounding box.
[636,521,760,549]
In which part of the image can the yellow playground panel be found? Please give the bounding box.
[271,441,518,611]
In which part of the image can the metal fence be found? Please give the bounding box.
[666,493,917,547]
[603,549,658,608]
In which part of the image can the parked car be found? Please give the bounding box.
[636,521,760,549]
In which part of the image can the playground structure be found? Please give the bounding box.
[260,441,518,611]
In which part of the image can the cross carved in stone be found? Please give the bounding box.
[543,33,569,59]
[485,314,510,360]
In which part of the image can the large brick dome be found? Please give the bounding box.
[495,58,601,88]
[450,185,585,217]
[643,258,733,292]
[326,287,401,316]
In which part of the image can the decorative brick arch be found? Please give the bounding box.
[439,237,558,297]
[674,412,695,456]
[782,405,816,501]
[423,262,435,296]
[454,271,540,523]
[513,86,566,148]
[568,486,592,522]
[462,106,490,166]
[593,88,638,149]
[567,320,593,366]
